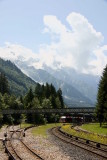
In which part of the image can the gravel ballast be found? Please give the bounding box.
[24,128,102,160]
[0,126,8,160]
[0,126,104,160]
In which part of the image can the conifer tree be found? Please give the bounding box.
[57,88,64,108]
[50,84,56,96]
[35,83,43,100]
[50,95,57,108]
[96,65,107,127]
[0,73,9,95]
[45,83,50,98]
[24,88,34,107]
[0,93,3,124]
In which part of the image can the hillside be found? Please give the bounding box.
[0,58,36,96]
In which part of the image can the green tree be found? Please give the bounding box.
[57,88,64,108]
[50,84,56,96]
[42,98,52,109]
[45,83,51,99]
[0,73,9,95]
[24,87,34,107]
[9,96,22,124]
[2,94,13,124]
[0,93,3,125]
[96,65,107,127]
[35,83,43,103]
[50,95,57,108]
[35,83,42,98]
[55,97,61,108]
[32,97,40,109]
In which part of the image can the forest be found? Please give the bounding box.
[0,72,65,125]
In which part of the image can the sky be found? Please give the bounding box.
[0,0,107,75]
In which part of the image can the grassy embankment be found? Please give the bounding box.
[20,123,62,137]
[32,123,62,137]
[0,123,62,136]
[62,124,107,145]
[81,123,107,135]
[20,123,33,129]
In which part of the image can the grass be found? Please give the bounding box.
[81,123,107,135]
[20,123,33,129]
[61,124,107,145]
[32,123,62,137]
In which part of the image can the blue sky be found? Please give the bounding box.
[0,0,107,51]
[0,0,107,75]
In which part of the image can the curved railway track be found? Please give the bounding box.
[4,126,44,160]
[50,127,107,160]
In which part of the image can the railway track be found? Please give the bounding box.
[50,127,107,160]
[4,126,44,160]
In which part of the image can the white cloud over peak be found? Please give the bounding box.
[0,12,107,75]
[0,42,37,61]
[0,43,42,68]
[41,12,106,74]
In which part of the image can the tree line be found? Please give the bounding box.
[96,65,107,127]
[0,72,65,125]
[0,64,107,127]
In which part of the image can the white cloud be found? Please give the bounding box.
[44,15,67,35]
[90,45,107,75]
[0,42,37,60]
[0,43,41,68]
[41,12,106,74]
[0,12,107,75]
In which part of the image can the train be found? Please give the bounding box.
[59,114,93,124]
[59,116,83,123]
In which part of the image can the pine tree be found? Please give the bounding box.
[55,97,61,108]
[96,65,107,127]
[50,95,57,108]
[45,83,50,98]
[42,98,52,109]
[50,84,56,96]
[0,73,9,95]
[57,88,64,108]
[24,88,34,107]
[35,83,43,100]
[0,93,3,124]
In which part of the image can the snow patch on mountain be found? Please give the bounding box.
[0,43,44,69]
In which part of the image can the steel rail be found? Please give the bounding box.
[4,131,22,160]
[59,127,107,151]
[4,126,44,160]
[50,127,107,160]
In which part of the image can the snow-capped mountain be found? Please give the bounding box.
[0,44,100,107]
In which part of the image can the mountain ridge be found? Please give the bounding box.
[0,58,37,96]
